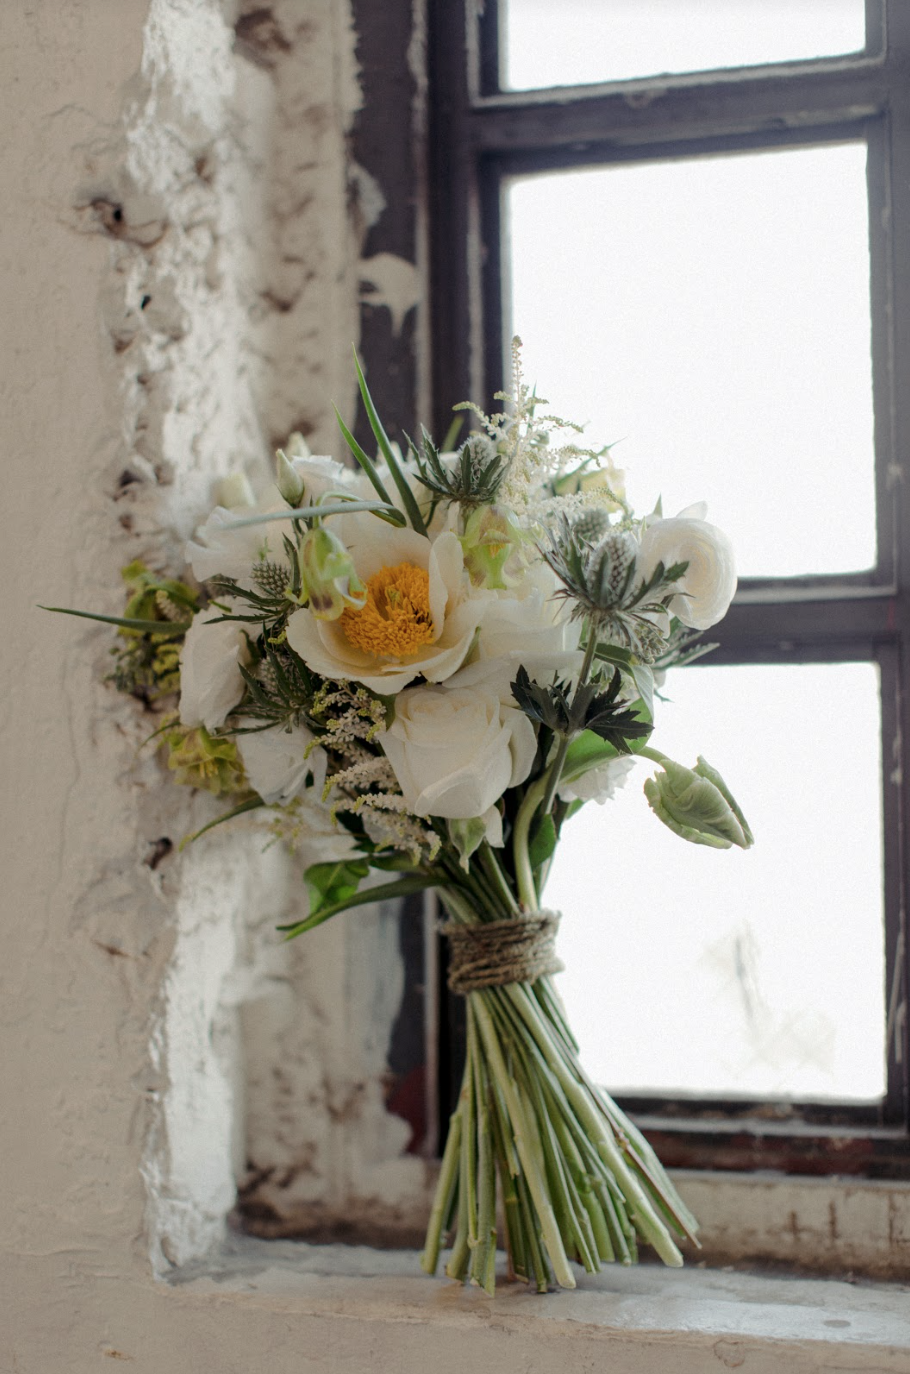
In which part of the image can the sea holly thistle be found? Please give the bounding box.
[233,638,319,733]
[541,514,689,661]
[411,428,509,509]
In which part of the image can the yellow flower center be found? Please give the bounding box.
[341,561,435,659]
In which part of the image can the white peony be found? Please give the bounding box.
[379,661,537,821]
[286,526,486,695]
[178,607,248,732]
[236,722,328,806]
[637,503,737,631]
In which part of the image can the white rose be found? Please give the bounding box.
[286,527,486,696]
[178,607,248,732]
[637,504,737,631]
[558,754,635,806]
[379,671,537,821]
[236,722,328,806]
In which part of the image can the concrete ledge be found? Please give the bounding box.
[167,1235,910,1372]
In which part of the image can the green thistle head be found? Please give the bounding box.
[541,514,687,660]
[413,430,509,508]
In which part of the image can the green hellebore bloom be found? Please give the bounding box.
[298,525,367,620]
[644,755,753,850]
[164,724,247,797]
[459,504,525,589]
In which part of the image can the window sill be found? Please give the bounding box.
[171,1234,910,1372]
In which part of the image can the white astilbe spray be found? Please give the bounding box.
[324,753,398,799]
[458,338,628,531]
[312,682,387,754]
[328,787,441,865]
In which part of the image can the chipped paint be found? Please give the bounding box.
[359,252,421,334]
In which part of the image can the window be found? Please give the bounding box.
[427,0,910,1179]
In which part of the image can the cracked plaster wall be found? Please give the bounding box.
[3,0,429,1316]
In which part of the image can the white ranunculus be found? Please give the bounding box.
[558,754,635,806]
[637,504,737,631]
[178,607,248,732]
[286,527,486,695]
[379,669,537,821]
[236,722,328,806]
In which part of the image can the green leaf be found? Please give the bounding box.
[510,665,571,733]
[224,498,405,528]
[528,814,558,870]
[334,407,396,506]
[39,606,188,638]
[440,414,464,453]
[629,661,654,722]
[560,729,619,787]
[278,874,442,939]
[593,643,634,670]
[353,350,427,535]
[303,857,370,914]
[178,795,266,849]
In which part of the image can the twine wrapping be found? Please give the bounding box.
[441,909,563,994]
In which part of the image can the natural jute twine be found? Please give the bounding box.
[441,910,563,994]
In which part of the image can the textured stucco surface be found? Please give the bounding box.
[1,0,428,1316]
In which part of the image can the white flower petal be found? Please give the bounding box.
[236,723,326,806]
[178,608,248,731]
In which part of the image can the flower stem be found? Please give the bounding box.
[420,1107,462,1275]
[472,990,577,1289]
[511,773,547,909]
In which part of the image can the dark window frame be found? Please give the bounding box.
[427,0,910,1178]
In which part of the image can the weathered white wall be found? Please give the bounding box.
[1,0,429,1343]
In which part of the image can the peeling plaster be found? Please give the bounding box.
[11,0,428,1280]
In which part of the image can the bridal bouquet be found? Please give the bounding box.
[48,343,751,1293]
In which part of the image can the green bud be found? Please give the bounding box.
[299,526,367,620]
[447,816,489,871]
[459,504,525,589]
[275,448,306,505]
[644,755,753,850]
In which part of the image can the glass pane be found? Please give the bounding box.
[503,0,866,90]
[507,143,876,578]
[545,663,886,1101]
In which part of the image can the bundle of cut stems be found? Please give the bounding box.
[421,898,699,1294]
